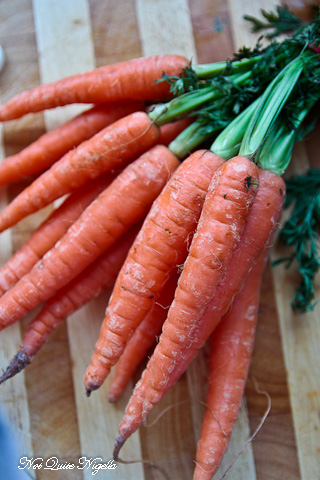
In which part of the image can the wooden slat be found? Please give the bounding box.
[270,143,320,480]
[136,0,197,58]
[135,1,257,478]
[31,1,145,479]
[0,119,34,463]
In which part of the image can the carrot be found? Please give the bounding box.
[83,149,225,394]
[0,145,179,330]
[0,102,144,186]
[0,173,116,297]
[107,271,179,404]
[0,224,141,383]
[0,55,188,121]
[158,118,193,147]
[193,247,268,480]
[113,168,285,459]
[0,111,160,233]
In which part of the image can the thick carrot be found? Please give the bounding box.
[107,271,179,403]
[0,173,116,296]
[0,145,179,330]
[193,248,268,480]
[0,224,141,384]
[0,111,160,233]
[83,149,225,394]
[113,169,285,459]
[0,102,144,186]
[0,55,188,121]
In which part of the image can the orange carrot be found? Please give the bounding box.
[0,55,188,121]
[83,149,225,394]
[0,111,160,233]
[0,224,141,383]
[107,271,179,404]
[0,145,179,330]
[113,168,285,459]
[158,118,193,147]
[193,248,268,480]
[0,102,144,186]
[0,173,116,296]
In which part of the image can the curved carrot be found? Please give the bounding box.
[0,173,116,296]
[0,55,188,121]
[0,111,160,233]
[0,224,141,383]
[0,102,144,186]
[0,145,179,330]
[83,149,225,394]
[193,248,268,480]
[107,271,179,404]
[113,168,285,459]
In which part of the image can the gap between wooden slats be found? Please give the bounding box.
[136,0,256,478]
[31,0,145,478]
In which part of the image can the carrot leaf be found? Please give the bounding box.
[244,5,304,39]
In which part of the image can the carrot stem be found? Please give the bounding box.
[149,72,251,126]
[193,56,261,78]
[238,55,305,159]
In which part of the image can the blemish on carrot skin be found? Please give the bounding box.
[120,285,127,290]
[244,176,252,191]
[224,194,227,199]
[149,295,154,299]
[280,188,283,195]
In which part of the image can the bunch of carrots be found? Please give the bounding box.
[0,6,319,479]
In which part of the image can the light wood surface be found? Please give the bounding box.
[0,1,319,479]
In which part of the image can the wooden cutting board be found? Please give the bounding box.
[0,1,319,479]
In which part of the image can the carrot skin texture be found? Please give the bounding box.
[142,156,259,399]
[107,271,179,403]
[0,111,160,233]
[0,55,188,121]
[193,249,268,480]
[0,102,144,186]
[0,225,141,384]
[113,169,285,456]
[0,145,179,330]
[83,150,225,393]
[0,173,115,296]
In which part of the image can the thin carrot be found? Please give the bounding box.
[158,118,193,147]
[0,111,160,233]
[0,172,116,296]
[0,224,141,383]
[107,271,179,404]
[193,248,269,480]
[0,102,144,186]
[83,149,225,394]
[113,168,285,459]
[0,55,188,121]
[0,145,179,330]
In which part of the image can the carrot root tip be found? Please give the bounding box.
[85,388,92,398]
[107,392,118,404]
[0,350,32,384]
[113,435,126,461]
